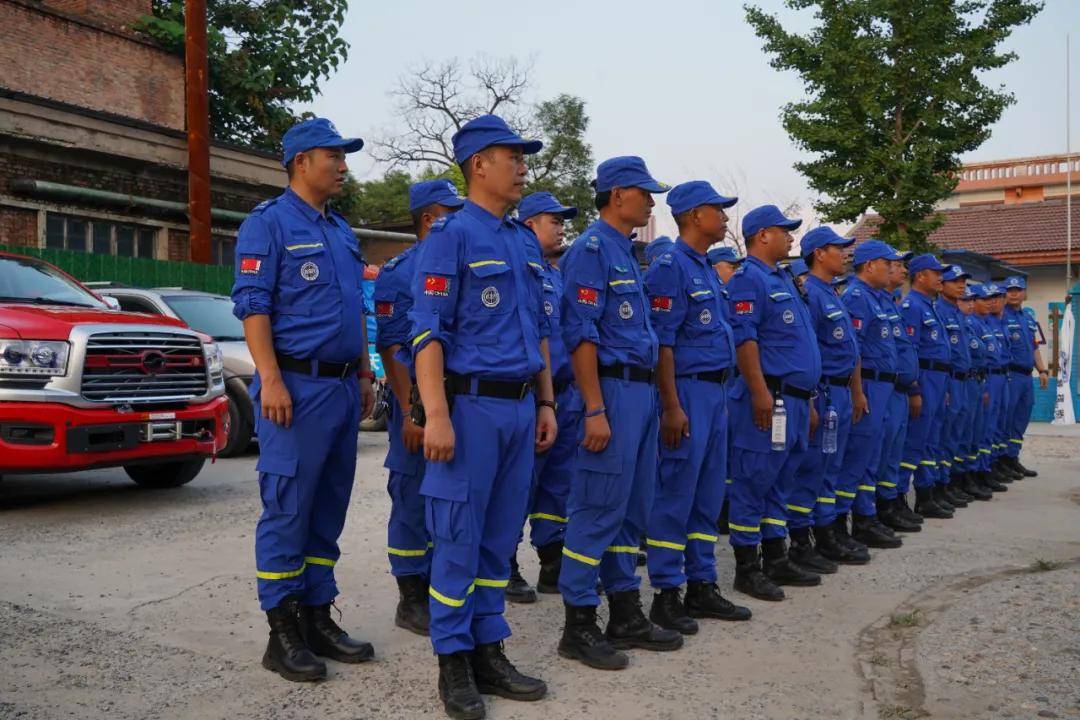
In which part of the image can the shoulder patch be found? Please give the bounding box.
[250,198,277,215]
[585,235,600,252]
[430,216,450,232]
[901,300,911,309]
[658,252,673,266]
[850,287,862,297]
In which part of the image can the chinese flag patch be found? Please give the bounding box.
[852,317,862,330]
[651,296,673,312]
[734,300,754,315]
[239,257,261,275]
[424,275,450,297]
[577,286,599,306]
[376,301,394,317]
[906,325,915,336]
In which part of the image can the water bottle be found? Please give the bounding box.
[823,405,839,454]
[770,396,787,451]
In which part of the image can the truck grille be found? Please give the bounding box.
[81,331,208,404]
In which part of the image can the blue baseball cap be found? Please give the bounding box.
[1004,275,1027,290]
[408,179,465,213]
[787,258,809,277]
[707,246,743,265]
[517,191,578,222]
[593,156,670,193]
[853,239,901,265]
[451,114,542,165]
[645,236,675,264]
[908,253,945,276]
[895,250,914,262]
[941,264,970,282]
[961,286,976,301]
[800,226,854,258]
[666,181,737,215]
[281,117,364,166]
[741,204,802,241]
[984,282,1005,297]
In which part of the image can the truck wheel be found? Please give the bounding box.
[125,459,206,488]
[219,390,253,458]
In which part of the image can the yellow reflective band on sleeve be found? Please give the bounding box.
[646,538,686,551]
[954,456,964,463]
[412,330,432,347]
[728,523,760,533]
[878,480,897,488]
[528,512,568,523]
[689,290,711,298]
[304,556,336,567]
[563,547,600,566]
[528,261,543,270]
[285,242,324,251]
[256,563,306,580]
[1009,438,1023,444]
[835,490,857,499]
[900,462,918,470]
[606,545,639,553]
[761,517,787,527]
[920,460,937,466]
[725,478,733,485]
[687,532,718,543]
[473,578,509,589]
[429,584,474,608]
[785,503,813,514]
[967,455,978,461]
[940,460,952,468]
[387,546,430,557]
[978,448,992,454]
[468,260,507,269]
[857,485,875,492]
[816,496,836,504]
[609,279,636,287]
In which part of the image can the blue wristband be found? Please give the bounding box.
[584,406,606,418]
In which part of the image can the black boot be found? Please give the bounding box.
[471,642,546,701]
[932,485,956,513]
[762,538,822,586]
[812,523,869,565]
[895,493,924,524]
[833,513,871,555]
[716,498,730,535]
[915,486,953,519]
[1009,456,1037,477]
[606,589,683,651]
[950,474,975,503]
[395,575,430,636]
[649,587,699,635]
[852,513,902,549]
[685,580,751,621]
[505,552,536,604]
[943,482,971,507]
[733,545,785,600]
[262,596,327,682]
[558,603,628,670]
[788,527,838,574]
[961,472,992,501]
[992,459,1019,482]
[878,497,921,533]
[300,603,374,663]
[438,652,485,720]
[980,469,1008,492]
[535,541,562,594]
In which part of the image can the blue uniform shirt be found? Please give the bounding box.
[231,187,367,363]
[880,289,918,391]
[936,298,971,373]
[804,274,858,379]
[842,277,896,373]
[558,219,659,368]
[965,313,989,371]
[408,200,549,382]
[541,261,572,385]
[643,238,735,375]
[987,314,1011,368]
[726,255,821,390]
[900,290,951,363]
[373,244,418,358]
[1003,305,1037,369]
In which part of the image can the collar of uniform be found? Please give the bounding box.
[674,237,708,265]
[462,199,512,231]
[939,297,959,310]
[282,186,329,224]
[591,218,633,248]
[745,255,779,275]
[805,274,832,294]
[909,289,934,305]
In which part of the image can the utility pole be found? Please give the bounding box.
[185,0,212,264]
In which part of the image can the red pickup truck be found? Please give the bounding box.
[0,251,229,487]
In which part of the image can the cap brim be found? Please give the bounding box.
[711,195,738,209]
[896,251,914,261]
[558,206,579,219]
[326,137,365,153]
[639,180,671,194]
[778,218,803,231]
[440,196,466,209]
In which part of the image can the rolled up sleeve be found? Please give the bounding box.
[558,243,607,353]
[231,214,278,320]
[408,230,461,356]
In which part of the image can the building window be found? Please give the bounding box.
[43,213,159,259]
[213,236,236,267]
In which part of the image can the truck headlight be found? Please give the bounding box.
[203,342,224,385]
[0,339,69,377]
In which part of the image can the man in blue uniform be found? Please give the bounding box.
[972,283,1016,490]
[900,254,955,520]
[408,114,557,718]
[233,118,376,681]
[645,235,676,265]
[643,181,751,635]
[725,205,822,601]
[375,179,465,635]
[984,284,1023,485]
[557,156,681,670]
[788,227,865,570]
[960,288,1006,495]
[506,191,580,602]
[1001,275,1048,477]
[707,244,742,536]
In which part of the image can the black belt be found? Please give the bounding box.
[823,374,852,387]
[276,353,362,380]
[446,372,533,400]
[599,363,655,384]
[861,368,898,384]
[919,359,951,372]
[951,370,969,380]
[764,375,812,400]
[1008,364,1033,375]
[677,369,731,385]
[553,377,573,396]
[894,380,911,393]
[988,367,1006,375]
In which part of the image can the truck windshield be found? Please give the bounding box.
[164,295,245,341]
[0,255,103,308]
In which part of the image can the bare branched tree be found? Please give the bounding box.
[706,164,804,256]
[371,55,536,170]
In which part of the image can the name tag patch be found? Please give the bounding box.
[239,257,261,275]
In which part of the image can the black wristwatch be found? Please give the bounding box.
[536,399,557,412]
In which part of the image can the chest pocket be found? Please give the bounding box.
[823,307,848,345]
[604,276,645,327]
[283,235,332,282]
[684,287,721,342]
[764,291,799,345]
[346,244,366,287]
[466,260,514,316]
[542,282,560,320]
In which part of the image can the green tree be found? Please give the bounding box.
[137,0,349,150]
[523,95,595,234]
[745,0,1042,252]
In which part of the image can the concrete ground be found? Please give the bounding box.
[1,427,1077,720]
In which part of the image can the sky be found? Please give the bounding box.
[305,0,1080,236]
